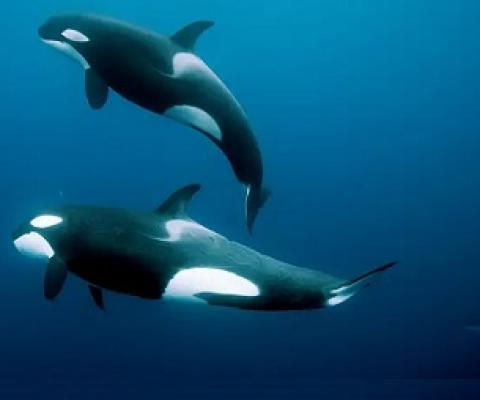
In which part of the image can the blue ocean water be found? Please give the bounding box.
[1,0,480,398]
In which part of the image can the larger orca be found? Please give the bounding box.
[12,184,396,311]
[38,13,269,232]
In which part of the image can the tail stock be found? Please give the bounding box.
[246,185,271,234]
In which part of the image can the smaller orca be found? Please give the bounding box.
[12,185,396,311]
[38,13,269,232]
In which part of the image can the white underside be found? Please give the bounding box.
[326,292,355,306]
[165,105,222,141]
[14,232,54,259]
[326,283,358,306]
[163,267,260,303]
[42,39,90,70]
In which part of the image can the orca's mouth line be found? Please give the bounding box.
[41,39,90,70]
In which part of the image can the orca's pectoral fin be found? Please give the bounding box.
[44,257,68,300]
[170,21,214,51]
[88,285,105,311]
[156,184,201,218]
[85,69,109,109]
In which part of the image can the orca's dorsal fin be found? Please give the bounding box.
[156,184,201,218]
[170,21,214,51]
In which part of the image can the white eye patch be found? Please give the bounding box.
[61,29,90,43]
[30,215,63,229]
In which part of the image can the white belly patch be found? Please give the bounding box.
[163,267,260,302]
[164,105,222,141]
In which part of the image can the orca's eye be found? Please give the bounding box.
[30,215,63,229]
[61,29,90,43]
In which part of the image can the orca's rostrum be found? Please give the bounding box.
[13,185,396,311]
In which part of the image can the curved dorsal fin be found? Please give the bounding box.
[156,184,201,218]
[170,20,214,51]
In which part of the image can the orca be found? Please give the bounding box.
[38,13,269,232]
[12,184,396,311]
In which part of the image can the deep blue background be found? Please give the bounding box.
[1,1,480,398]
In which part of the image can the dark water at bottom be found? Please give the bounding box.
[1,378,480,399]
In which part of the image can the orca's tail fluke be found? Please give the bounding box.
[326,261,397,307]
[246,185,270,234]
